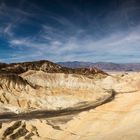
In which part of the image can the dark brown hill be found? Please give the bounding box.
[0,60,107,77]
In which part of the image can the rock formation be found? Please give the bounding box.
[0,60,139,140]
[0,60,107,77]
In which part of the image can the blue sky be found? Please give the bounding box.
[0,0,140,63]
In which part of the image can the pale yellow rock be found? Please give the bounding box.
[0,72,140,140]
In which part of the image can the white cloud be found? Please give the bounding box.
[7,24,140,63]
[1,1,140,63]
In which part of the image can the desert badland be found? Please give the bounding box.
[0,60,139,140]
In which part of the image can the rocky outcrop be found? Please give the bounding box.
[0,70,110,113]
[0,74,32,91]
[0,60,62,74]
[0,60,108,114]
[0,60,107,77]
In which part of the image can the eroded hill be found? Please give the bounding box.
[0,60,107,78]
[0,60,139,140]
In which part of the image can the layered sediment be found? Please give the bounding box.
[0,60,139,140]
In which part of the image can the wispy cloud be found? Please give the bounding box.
[7,24,140,63]
[0,0,140,63]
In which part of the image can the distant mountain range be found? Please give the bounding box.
[57,61,140,71]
